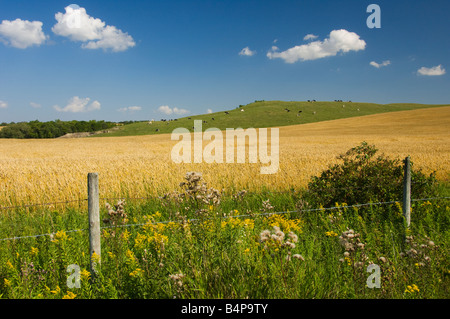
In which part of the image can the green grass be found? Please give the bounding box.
[95,101,449,137]
[1,183,448,299]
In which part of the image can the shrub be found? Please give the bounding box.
[306,142,437,208]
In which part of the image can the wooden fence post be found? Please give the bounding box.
[88,173,101,274]
[402,156,411,228]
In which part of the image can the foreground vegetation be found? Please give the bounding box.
[0,143,448,299]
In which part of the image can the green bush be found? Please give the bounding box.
[306,142,437,208]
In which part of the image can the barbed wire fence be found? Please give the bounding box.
[0,158,449,271]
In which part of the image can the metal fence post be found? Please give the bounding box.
[88,173,101,275]
[402,157,411,228]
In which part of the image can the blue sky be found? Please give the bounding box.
[0,0,449,122]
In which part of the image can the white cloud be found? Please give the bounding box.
[30,102,41,108]
[0,100,8,109]
[370,60,391,68]
[303,34,318,41]
[0,19,47,49]
[207,108,213,114]
[118,106,142,112]
[54,96,101,113]
[158,105,190,116]
[417,64,446,76]
[52,5,135,52]
[267,29,366,63]
[239,46,256,56]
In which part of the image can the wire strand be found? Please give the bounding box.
[1,196,448,242]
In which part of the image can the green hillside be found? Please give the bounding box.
[95,101,449,137]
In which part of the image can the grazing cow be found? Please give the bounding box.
[211,118,215,120]
[156,129,159,132]
[203,120,207,124]
[241,109,245,112]
[313,111,316,115]
[298,110,302,113]
[188,117,191,119]
[307,100,310,102]
[225,111,229,114]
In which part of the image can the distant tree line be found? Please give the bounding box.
[0,120,117,139]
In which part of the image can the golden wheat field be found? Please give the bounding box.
[0,106,449,207]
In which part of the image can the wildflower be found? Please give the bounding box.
[325,231,338,237]
[30,247,39,256]
[4,278,11,286]
[169,272,186,290]
[259,230,271,242]
[50,286,61,295]
[80,268,91,281]
[288,231,298,243]
[244,248,250,254]
[107,251,116,259]
[121,229,131,241]
[261,199,274,212]
[62,291,77,299]
[6,260,13,270]
[52,230,68,243]
[293,254,304,261]
[405,284,420,293]
[130,268,143,277]
[379,257,387,263]
[91,252,100,263]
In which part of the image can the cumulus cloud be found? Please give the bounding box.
[158,105,190,116]
[267,29,366,63]
[417,64,446,76]
[118,106,142,112]
[303,34,318,41]
[30,102,41,108]
[0,19,47,49]
[0,100,8,109]
[52,4,135,52]
[370,60,391,68]
[54,96,101,113]
[239,46,256,56]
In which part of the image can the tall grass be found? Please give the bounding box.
[1,178,448,299]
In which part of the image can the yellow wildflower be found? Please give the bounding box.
[50,286,61,295]
[52,230,68,243]
[121,229,130,241]
[80,269,91,281]
[91,252,100,263]
[62,291,77,299]
[107,251,116,259]
[325,231,338,237]
[6,260,13,270]
[4,278,11,286]
[30,246,39,256]
[134,232,148,249]
[405,284,420,293]
[130,268,144,277]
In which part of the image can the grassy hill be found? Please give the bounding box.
[95,100,449,137]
